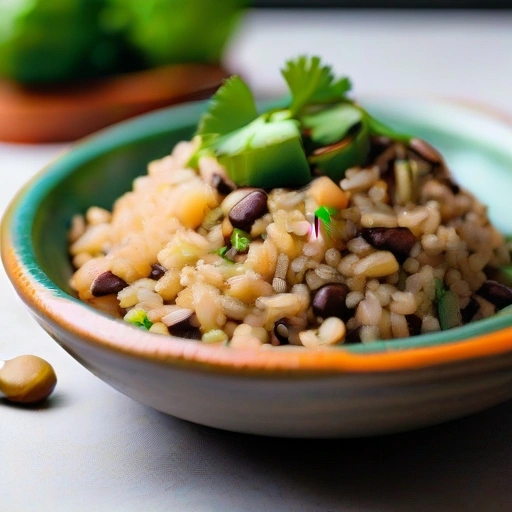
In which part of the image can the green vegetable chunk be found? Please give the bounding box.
[308,118,371,181]
[435,279,462,331]
[301,103,362,146]
[191,75,312,188]
[213,115,311,188]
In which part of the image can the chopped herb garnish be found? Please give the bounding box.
[214,245,234,263]
[125,309,153,331]
[314,205,338,225]
[216,246,228,257]
[312,205,337,238]
[231,228,251,252]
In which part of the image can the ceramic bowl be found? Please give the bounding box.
[2,98,512,438]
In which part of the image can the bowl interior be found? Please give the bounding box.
[30,102,207,296]
[5,97,512,354]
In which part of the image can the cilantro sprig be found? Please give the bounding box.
[281,55,352,115]
[190,55,414,187]
[197,76,258,137]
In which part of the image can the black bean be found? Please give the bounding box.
[372,142,401,174]
[361,227,417,260]
[273,319,291,345]
[149,263,166,280]
[370,135,393,153]
[444,179,460,195]
[228,189,268,231]
[211,173,234,196]
[344,327,361,344]
[312,284,351,321]
[409,138,443,164]
[406,314,423,336]
[461,296,480,324]
[168,318,201,340]
[477,280,512,310]
[91,271,128,297]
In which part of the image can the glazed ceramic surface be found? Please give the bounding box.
[3,98,512,437]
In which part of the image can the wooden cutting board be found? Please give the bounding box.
[0,63,229,143]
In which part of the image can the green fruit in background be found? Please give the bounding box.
[104,0,246,67]
[0,0,140,84]
[0,0,246,85]
[0,0,98,83]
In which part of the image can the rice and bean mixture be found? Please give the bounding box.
[68,137,512,348]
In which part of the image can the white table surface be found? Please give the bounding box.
[2,9,512,512]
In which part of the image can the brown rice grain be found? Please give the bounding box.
[360,325,380,343]
[390,312,409,338]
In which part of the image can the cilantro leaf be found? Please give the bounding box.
[302,103,362,146]
[231,228,251,252]
[216,246,228,257]
[314,206,338,225]
[197,75,258,137]
[281,55,351,115]
[365,112,411,143]
[314,205,338,237]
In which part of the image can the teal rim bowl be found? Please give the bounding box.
[2,97,512,375]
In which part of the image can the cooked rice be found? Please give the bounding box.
[68,138,512,348]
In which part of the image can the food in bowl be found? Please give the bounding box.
[68,56,512,348]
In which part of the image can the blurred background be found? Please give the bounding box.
[255,1,511,6]
[0,1,511,142]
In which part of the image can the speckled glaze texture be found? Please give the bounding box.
[2,98,512,437]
